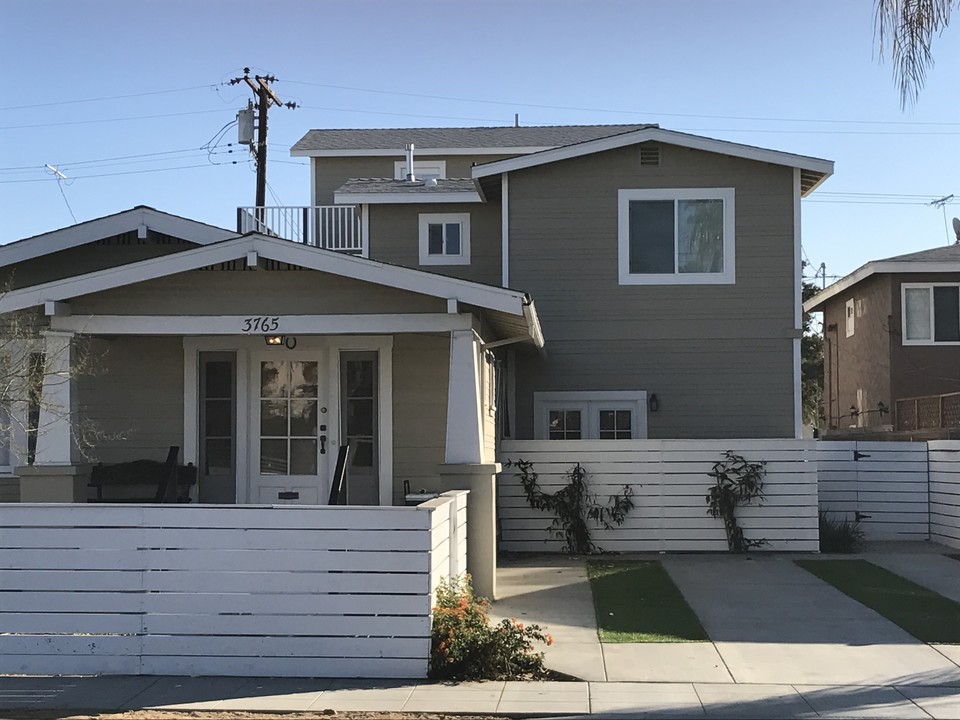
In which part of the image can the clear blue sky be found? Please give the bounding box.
[1,0,957,281]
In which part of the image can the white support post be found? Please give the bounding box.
[33,330,75,465]
[445,330,483,464]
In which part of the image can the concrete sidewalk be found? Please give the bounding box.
[2,674,960,718]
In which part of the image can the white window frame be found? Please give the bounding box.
[418,213,471,266]
[845,298,855,337]
[617,187,736,286]
[534,391,648,440]
[483,351,497,418]
[902,282,960,346]
[394,160,447,180]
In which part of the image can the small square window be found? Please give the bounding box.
[845,299,855,338]
[419,213,470,266]
[535,392,648,440]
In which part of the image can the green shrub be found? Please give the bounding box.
[430,575,552,681]
[819,511,865,553]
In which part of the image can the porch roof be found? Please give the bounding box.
[0,233,544,347]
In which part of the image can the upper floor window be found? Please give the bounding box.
[394,160,447,181]
[845,299,856,337]
[418,213,470,266]
[617,188,735,285]
[903,283,960,345]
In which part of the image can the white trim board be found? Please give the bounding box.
[51,313,475,336]
[805,260,960,312]
[334,191,482,205]
[0,207,237,268]
[0,234,533,319]
[472,127,834,196]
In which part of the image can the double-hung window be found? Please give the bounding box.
[534,392,648,440]
[902,283,960,345]
[618,188,735,285]
[418,213,470,266]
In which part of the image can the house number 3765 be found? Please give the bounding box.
[242,316,281,333]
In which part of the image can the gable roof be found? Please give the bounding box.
[0,233,543,346]
[804,244,960,312]
[334,178,482,204]
[472,127,834,196]
[0,206,237,269]
[291,124,654,157]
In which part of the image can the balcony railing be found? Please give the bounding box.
[237,206,363,255]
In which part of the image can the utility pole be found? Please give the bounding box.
[228,68,297,222]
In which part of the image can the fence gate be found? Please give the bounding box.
[818,441,929,541]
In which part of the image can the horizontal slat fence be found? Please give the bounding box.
[818,441,929,540]
[499,440,819,552]
[0,496,465,678]
[929,440,960,549]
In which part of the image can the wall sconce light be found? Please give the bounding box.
[649,394,659,412]
[264,335,297,349]
[877,401,889,417]
[849,405,859,418]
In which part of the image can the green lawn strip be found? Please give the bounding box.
[586,559,709,643]
[796,559,960,644]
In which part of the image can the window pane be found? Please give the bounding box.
[905,288,932,340]
[204,438,232,475]
[445,223,461,255]
[565,410,581,431]
[289,399,318,437]
[629,200,675,274]
[351,439,374,467]
[260,439,287,474]
[428,224,444,255]
[347,398,374,437]
[291,361,318,398]
[933,286,960,342]
[616,410,632,432]
[677,199,723,273]
[345,359,374,397]
[260,361,288,398]
[290,439,318,475]
[204,361,233,399]
[260,400,287,436]
[204,399,232,437]
[599,410,615,432]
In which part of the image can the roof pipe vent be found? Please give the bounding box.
[405,143,416,182]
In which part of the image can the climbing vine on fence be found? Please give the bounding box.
[509,459,634,554]
[705,451,767,552]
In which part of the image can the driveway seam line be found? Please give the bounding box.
[891,684,936,719]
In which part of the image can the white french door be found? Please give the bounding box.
[249,353,330,504]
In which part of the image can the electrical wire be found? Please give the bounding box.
[0,162,236,184]
[0,85,213,111]
[0,108,233,131]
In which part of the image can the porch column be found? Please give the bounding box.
[20,330,86,502]
[445,329,483,464]
[33,330,76,465]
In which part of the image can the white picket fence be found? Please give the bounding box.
[930,440,960,549]
[817,441,930,541]
[0,492,468,678]
[499,440,820,552]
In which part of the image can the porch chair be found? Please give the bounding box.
[326,445,351,506]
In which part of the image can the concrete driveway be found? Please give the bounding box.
[491,544,960,686]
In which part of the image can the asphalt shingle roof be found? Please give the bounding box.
[334,178,477,195]
[292,124,656,154]
[880,244,960,263]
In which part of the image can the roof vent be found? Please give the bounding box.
[639,143,661,167]
[426,177,438,187]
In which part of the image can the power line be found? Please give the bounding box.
[0,85,213,111]
[0,108,233,130]
[285,79,960,127]
[0,162,236,184]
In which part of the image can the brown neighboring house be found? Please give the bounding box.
[804,244,960,435]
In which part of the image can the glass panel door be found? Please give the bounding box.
[199,352,236,503]
[340,352,378,504]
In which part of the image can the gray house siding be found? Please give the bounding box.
[77,336,184,466]
[507,143,798,438]
[821,274,892,430]
[70,269,447,316]
[368,202,502,286]
[312,155,516,204]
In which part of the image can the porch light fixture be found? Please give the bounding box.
[265,335,298,349]
[648,394,659,412]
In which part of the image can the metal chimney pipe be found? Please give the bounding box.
[405,143,416,182]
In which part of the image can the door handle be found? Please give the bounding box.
[855,511,872,522]
[854,451,871,461]
[320,435,327,455]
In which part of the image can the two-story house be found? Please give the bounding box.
[804,244,960,436]
[0,124,833,508]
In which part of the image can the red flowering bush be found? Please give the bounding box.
[430,574,553,681]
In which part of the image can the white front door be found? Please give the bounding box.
[250,354,330,504]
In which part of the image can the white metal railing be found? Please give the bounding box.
[237,206,363,254]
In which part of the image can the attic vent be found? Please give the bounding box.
[639,143,661,167]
